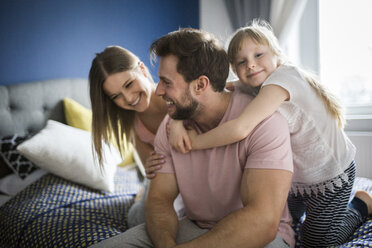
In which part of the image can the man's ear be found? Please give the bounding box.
[191,75,210,95]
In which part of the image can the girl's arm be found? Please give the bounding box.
[168,119,192,153]
[225,80,237,91]
[167,81,238,154]
[191,84,289,149]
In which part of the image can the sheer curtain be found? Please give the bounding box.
[224,0,271,30]
[224,0,308,63]
[270,0,308,63]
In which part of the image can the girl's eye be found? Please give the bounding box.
[237,60,247,66]
[255,53,263,58]
[111,95,118,100]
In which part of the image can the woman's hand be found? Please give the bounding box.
[145,151,165,179]
[168,120,192,154]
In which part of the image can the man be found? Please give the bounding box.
[91,28,294,248]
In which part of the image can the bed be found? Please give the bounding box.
[0,79,371,248]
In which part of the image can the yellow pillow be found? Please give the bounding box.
[63,98,134,166]
[63,98,92,132]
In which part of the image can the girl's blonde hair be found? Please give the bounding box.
[89,46,152,166]
[227,19,345,129]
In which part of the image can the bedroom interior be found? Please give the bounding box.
[0,0,371,247]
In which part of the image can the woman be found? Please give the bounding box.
[89,46,177,227]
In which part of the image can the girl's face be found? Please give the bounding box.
[103,62,154,112]
[233,37,279,88]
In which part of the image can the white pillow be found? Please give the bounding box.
[17,120,120,192]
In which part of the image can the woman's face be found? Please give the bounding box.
[103,62,154,112]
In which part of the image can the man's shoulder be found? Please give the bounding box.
[228,89,288,132]
[229,89,254,113]
[154,115,170,145]
[232,87,255,101]
[252,111,289,140]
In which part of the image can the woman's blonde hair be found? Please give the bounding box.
[89,46,150,165]
[227,19,345,129]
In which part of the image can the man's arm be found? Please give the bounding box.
[176,168,292,248]
[146,172,180,248]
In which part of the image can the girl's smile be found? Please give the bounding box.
[247,69,264,78]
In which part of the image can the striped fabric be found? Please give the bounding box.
[293,218,372,248]
[0,167,142,248]
[291,165,372,248]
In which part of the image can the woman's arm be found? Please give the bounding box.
[135,133,164,179]
[191,84,289,149]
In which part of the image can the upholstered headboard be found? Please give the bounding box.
[0,78,90,138]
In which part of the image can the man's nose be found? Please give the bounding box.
[155,82,164,96]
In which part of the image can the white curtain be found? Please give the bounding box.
[270,0,308,63]
[223,0,309,70]
[224,0,271,29]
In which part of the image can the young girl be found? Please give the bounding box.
[164,20,372,247]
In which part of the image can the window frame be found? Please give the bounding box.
[299,0,372,132]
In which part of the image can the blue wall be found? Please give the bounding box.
[0,0,199,85]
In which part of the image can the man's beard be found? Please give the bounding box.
[170,89,198,120]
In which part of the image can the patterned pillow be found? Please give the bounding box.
[0,135,38,180]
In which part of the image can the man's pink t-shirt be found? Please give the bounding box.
[154,89,295,247]
[134,115,156,146]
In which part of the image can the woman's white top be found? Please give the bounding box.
[261,64,356,194]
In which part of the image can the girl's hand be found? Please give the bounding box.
[186,128,198,145]
[145,151,165,179]
[169,120,192,154]
[225,81,235,91]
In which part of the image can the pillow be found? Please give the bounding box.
[63,97,92,131]
[63,98,135,166]
[17,120,120,192]
[0,135,38,180]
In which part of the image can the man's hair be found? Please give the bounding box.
[150,28,229,92]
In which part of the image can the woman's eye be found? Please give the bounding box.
[111,95,118,100]
[125,81,133,89]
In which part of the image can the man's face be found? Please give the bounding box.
[155,55,198,120]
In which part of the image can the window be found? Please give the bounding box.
[319,0,372,113]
